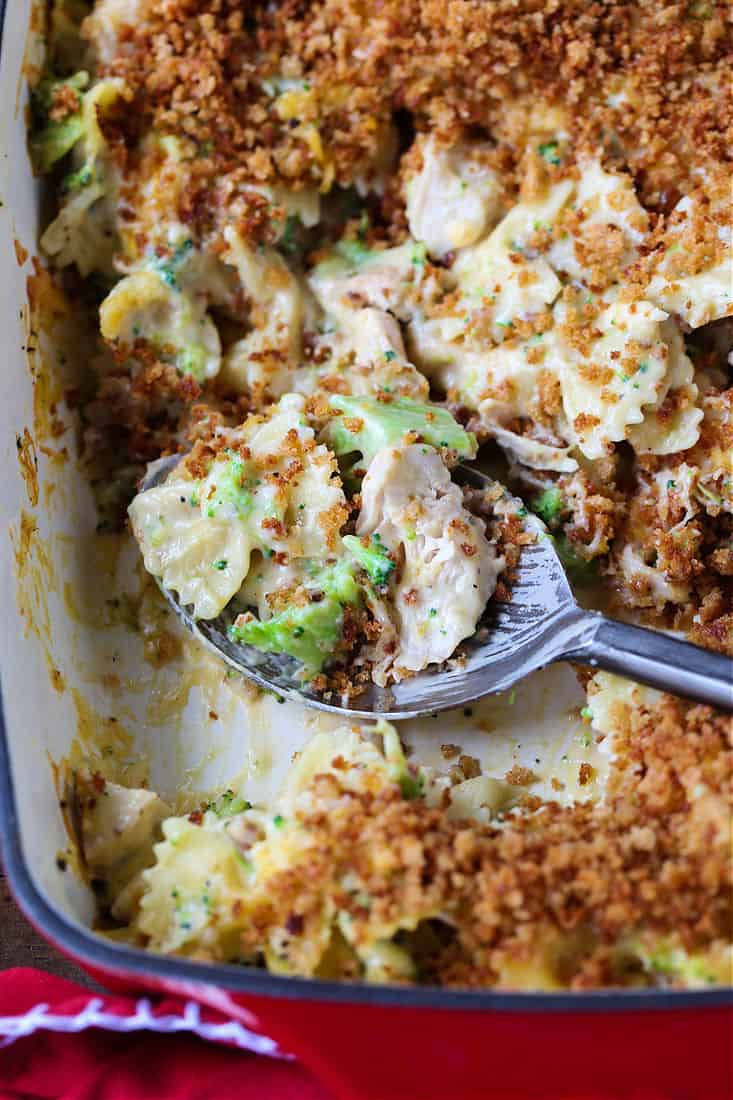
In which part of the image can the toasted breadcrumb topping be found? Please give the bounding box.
[94,0,731,224]
[243,694,731,987]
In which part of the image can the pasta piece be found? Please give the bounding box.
[545,158,649,286]
[40,79,131,275]
[447,183,569,342]
[75,769,170,921]
[553,290,690,460]
[131,722,430,973]
[219,227,308,398]
[646,174,732,330]
[626,321,702,455]
[129,394,347,619]
[100,268,222,381]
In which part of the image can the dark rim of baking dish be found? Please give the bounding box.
[2,704,732,1012]
[0,0,731,1014]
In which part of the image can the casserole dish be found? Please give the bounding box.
[0,2,730,1097]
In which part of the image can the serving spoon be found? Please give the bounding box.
[141,457,732,719]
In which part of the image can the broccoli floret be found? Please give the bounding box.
[531,487,564,527]
[323,395,476,467]
[178,345,212,383]
[377,720,425,800]
[334,237,373,267]
[228,560,361,676]
[410,241,428,267]
[397,772,425,800]
[635,939,719,986]
[150,238,195,289]
[276,214,307,261]
[61,162,94,193]
[343,534,396,586]
[530,496,597,585]
[30,71,89,173]
[209,790,252,816]
[330,211,373,267]
[537,140,562,167]
[205,454,255,520]
[552,534,597,585]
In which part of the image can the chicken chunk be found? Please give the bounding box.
[357,445,503,676]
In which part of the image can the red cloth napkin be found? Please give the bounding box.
[0,968,331,1100]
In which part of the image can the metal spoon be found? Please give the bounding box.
[141,457,732,718]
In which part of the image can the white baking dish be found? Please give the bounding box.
[0,4,730,1098]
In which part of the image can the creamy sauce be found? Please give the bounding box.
[14,255,600,833]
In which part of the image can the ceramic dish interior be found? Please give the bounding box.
[0,0,730,1011]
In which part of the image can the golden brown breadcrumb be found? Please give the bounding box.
[94,0,731,237]
[242,693,731,987]
[608,385,733,642]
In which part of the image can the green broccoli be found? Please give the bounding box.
[61,162,94,193]
[634,939,719,987]
[377,720,425,801]
[178,345,212,383]
[334,237,373,268]
[537,140,562,167]
[552,534,597,585]
[410,241,428,267]
[322,395,476,467]
[397,772,425,800]
[529,492,597,584]
[30,71,89,173]
[151,238,195,289]
[228,560,362,676]
[205,454,256,520]
[276,214,308,261]
[331,211,373,267]
[531,487,564,528]
[209,790,252,816]
[343,534,396,587]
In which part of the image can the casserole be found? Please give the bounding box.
[0,1,730,1097]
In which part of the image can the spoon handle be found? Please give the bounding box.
[563,613,732,711]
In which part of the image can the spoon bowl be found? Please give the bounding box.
[141,457,732,717]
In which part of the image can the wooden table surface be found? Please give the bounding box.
[1,866,94,986]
